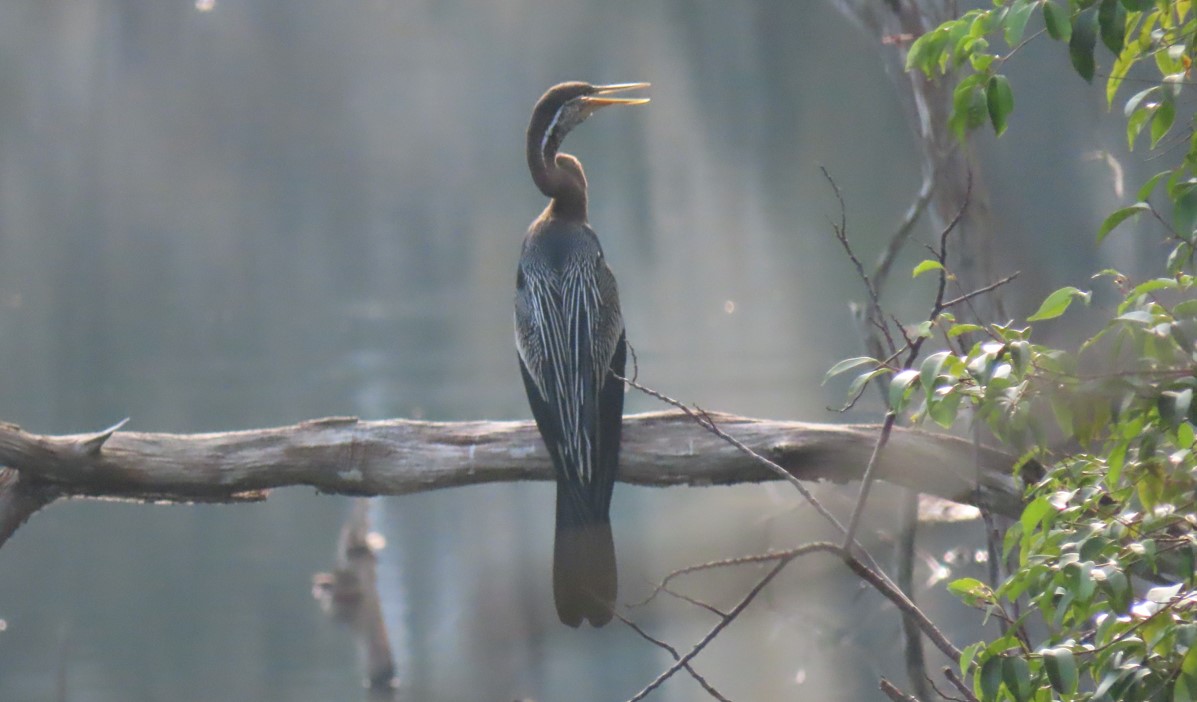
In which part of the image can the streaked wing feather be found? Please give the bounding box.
[515,251,621,505]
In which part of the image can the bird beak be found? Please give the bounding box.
[581,82,651,107]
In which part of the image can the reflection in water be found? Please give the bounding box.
[312,499,397,692]
[0,1,1117,700]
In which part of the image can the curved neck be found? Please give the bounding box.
[528,134,588,223]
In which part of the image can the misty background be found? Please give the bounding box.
[0,1,1146,700]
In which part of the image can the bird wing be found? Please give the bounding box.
[515,251,623,512]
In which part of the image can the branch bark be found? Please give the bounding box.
[0,411,1027,546]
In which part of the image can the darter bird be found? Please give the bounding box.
[514,81,648,627]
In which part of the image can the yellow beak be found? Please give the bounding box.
[581,82,651,107]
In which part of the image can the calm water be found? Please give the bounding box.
[0,1,1140,700]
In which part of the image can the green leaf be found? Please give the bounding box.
[920,351,952,392]
[1150,96,1175,148]
[970,52,997,72]
[1181,640,1197,678]
[1107,28,1143,106]
[1094,669,1130,700]
[906,27,951,76]
[1043,648,1078,694]
[948,323,984,338]
[1157,40,1187,75]
[927,388,963,427]
[1098,0,1127,54]
[1177,675,1195,702]
[1063,560,1097,602]
[913,259,945,278]
[824,356,880,383]
[1137,169,1172,201]
[1146,582,1183,603]
[1019,495,1054,534]
[1174,184,1197,238]
[1005,0,1035,46]
[1001,655,1033,702]
[1175,299,1197,318]
[986,75,1014,136]
[1027,286,1090,321]
[1069,7,1099,82]
[950,74,988,140]
[1097,202,1149,242]
[1160,388,1193,427]
[1126,276,1178,299]
[1126,105,1153,150]
[1116,309,1153,323]
[948,577,989,597]
[1124,84,1159,117]
[1043,0,1072,41]
[846,367,887,399]
[980,655,1003,701]
[1103,567,1131,612]
[888,369,920,413]
[960,641,983,676]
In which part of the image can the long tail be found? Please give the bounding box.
[553,486,617,627]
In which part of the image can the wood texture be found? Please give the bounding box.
[0,410,1026,548]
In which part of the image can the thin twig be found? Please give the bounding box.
[927,671,968,702]
[615,376,850,540]
[614,612,732,702]
[627,542,965,699]
[874,168,938,293]
[823,166,880,308]
[839,545,963,664]
[658,584,728,619]
[626,556,793,702]
[943,667,981,702]
[880,678,920,702]
[843,173,973,551]
[629,550,804,609]
[615,375,896,584]
[941,272,1020,309]
[843,413,897,548]
[897,489,930,701]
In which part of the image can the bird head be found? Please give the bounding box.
[529,82,650,167]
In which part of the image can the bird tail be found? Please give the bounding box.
[553,487,617,628]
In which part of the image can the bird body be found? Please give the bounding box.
[514,82,647,627]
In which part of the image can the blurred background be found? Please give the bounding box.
[0,1,1151,700]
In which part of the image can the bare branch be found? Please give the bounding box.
[616,376,853,539]
[941,272,1020,309]
[843,413,897,547]
[943,666,981,702]
[618,376,900,585]
[630,541,966,700]
[874,166,938,293]
[77,418,130,457]
[880,678,921,702]
[844,175,972,550]
[823,165,880,311]
[897,490,931,700]
[627,554,792,702]
[0,411,1027,548]
[0,468,59,545]
[614,612,732,702]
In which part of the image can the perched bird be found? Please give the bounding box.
[514,81,649,627]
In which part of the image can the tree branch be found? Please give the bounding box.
[0,468,59,545]
[0,411,1027,546]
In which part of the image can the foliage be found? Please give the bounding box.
[829,2,1197,700]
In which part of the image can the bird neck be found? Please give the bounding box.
[528,137,589,223]
[548,181,587,222]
